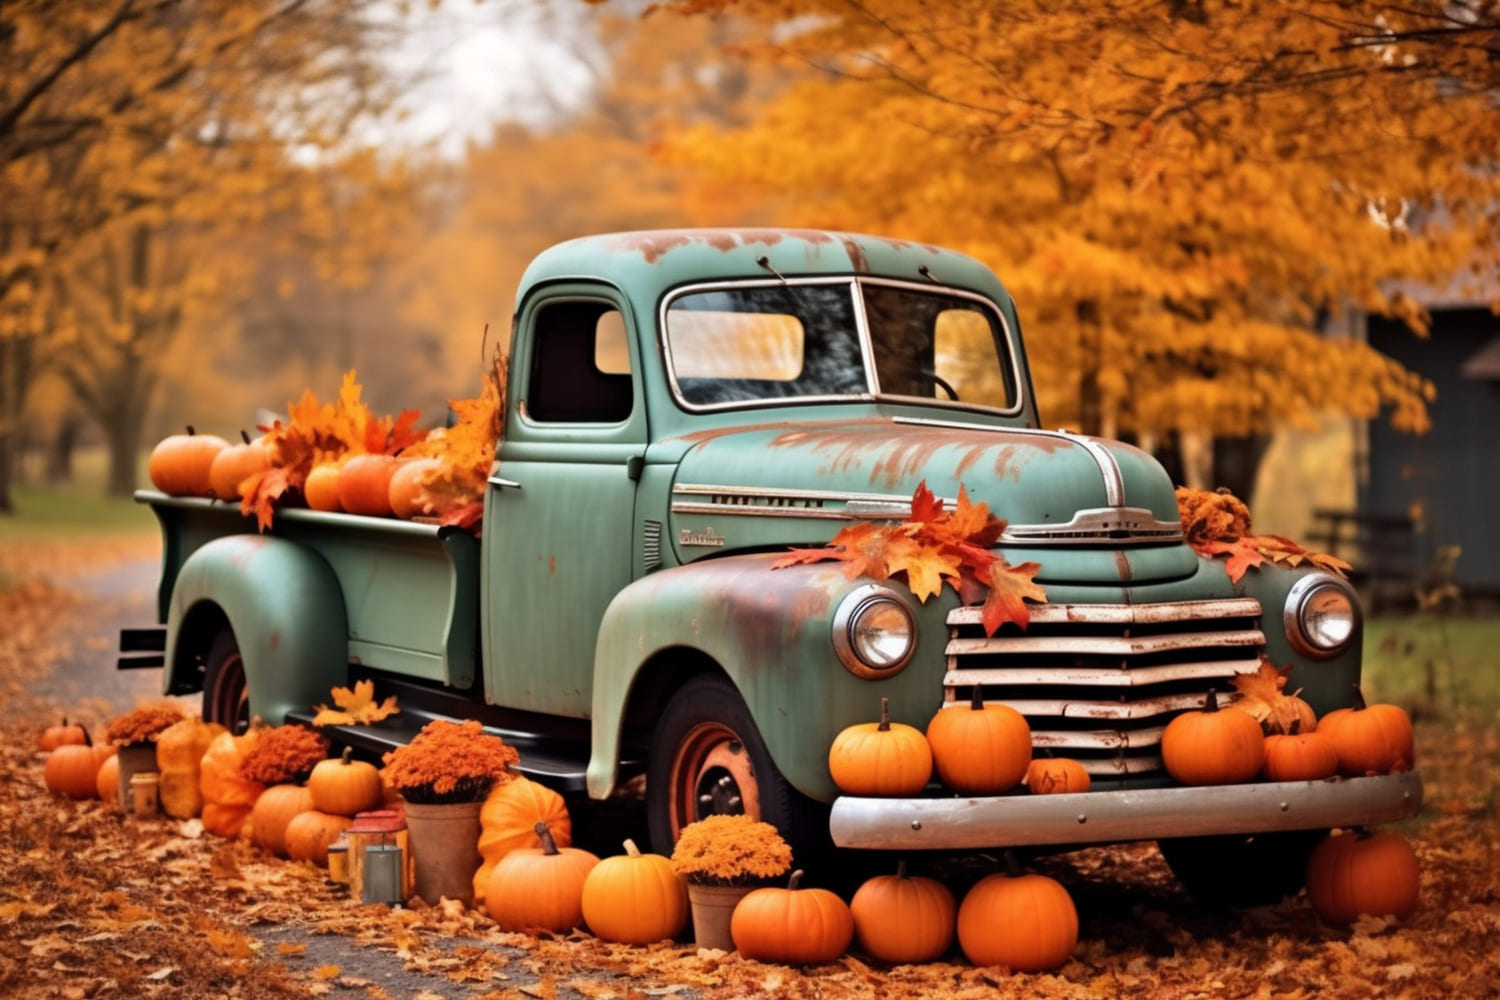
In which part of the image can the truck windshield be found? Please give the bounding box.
[664,279,1017,412]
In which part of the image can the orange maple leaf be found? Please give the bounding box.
[311,679,399,726]
[980,559,1047,634]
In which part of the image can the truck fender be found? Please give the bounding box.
[165,533,349,726]
[586,553,948,803]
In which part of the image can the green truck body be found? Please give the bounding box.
[125,229,1420,893]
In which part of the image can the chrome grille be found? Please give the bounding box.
[942,599,1264,780]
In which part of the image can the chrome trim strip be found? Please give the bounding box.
[946,599,1262,627]
[828,772,1424,850]
[1056,430,1125,506]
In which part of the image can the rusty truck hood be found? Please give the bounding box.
[665,417,1194,581]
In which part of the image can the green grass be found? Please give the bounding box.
[1362,612,1500,722]
[0,481,157,541]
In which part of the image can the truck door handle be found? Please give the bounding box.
[487,475,521,490]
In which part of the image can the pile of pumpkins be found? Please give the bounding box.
[146,426,446,520]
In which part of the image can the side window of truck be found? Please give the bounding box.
[526,300,633,423]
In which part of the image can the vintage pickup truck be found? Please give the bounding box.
[122,228,1421,900]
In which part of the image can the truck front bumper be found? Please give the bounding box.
[828,771,1423,850]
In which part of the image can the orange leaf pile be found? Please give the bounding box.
[1176,486,1352,583]
[402,346,508,535]
[771,481,1046,635]
[310,679,400,727]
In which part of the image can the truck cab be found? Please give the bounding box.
[128,229,1421,901]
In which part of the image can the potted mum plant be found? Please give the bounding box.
[670,814,793,951]
[104,703,187,812]
[382,719,521,905]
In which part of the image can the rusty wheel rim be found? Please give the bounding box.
[209,650,250,734]
[667,720,762,839]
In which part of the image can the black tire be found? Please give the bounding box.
[1157,829,1327,906]
[203,627,251,734]
[646,674,829,871]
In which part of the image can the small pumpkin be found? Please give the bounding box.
[250,783,317,857]
[39,717,89,752]
[308,747,384,817]
[45,742,104,799]
[474,775,573,905]
[148,426,230,496]
[956,857,1078,972]
[731,869,854,965]
[96,752,121,807]
[303,462,344,512]
[849,860,955,964]
[1025,756,1092,795]
[284,809,354,866]
[485,822,600,933]
[1161,689,1266,786]
[388,457,445,519]
[926,687,1031,796]
[828,697,933,797]
[1305,828,1419,925]
[580,839,688,945]
[207,430,274,501]
[337,453,399,517]
[1261,719,1340,782]
[1316,688,1414,777]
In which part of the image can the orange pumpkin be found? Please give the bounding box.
[1305,828,1419,925]
[849,861,955,964]
[1025,756,1092,795]
[1316,689,1414,776]
[1261,720,1340,782]
[284,810,354,866]
[308,747,384,817]
[250,784,317,857]
[474,776,572,905]
[388,457,445,519]
[485,822,600,933]
[731,869,854,965]
[303,462,343,512]
[199,727,267,838]
[45,743,104,799]
[207,430,274,501]
[1161,689,1266,786]
[337,453,398,517]
[956,861,1077,972]
[96,752,121,807]
[926,687,1031,795]
[39,717,88,752]
[148,426,230,496]
[579,839,688,945]
[828,697,932,797]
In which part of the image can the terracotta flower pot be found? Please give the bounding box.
[403,800,484,905]
[688,883,756,951]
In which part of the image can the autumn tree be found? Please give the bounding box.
[0,0,417,504]
[648,0,1498,490]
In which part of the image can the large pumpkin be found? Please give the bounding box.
[250,784,316,857]
[285,810,354,866]
[1305,828,1420,925]
[580,839,688,945]
[731,870,854,965]
[485,823,600,933]
[156,716,226,819]
[925,687,1031,796]
[208,430,274,501]
[474,776,572,905]
[199,727,267,838]
[148,426,229,496]
[337,453,399,517]
[308,747,384,817]
[849,861,955,964]
[828,697,932,797]
[1161,689,1265,786]
[45,743,106,799]
[956,863,1077,972]
[1316,689,1414,776]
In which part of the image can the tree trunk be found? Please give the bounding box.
[1211,434,1272,502]
[45,416,78,483]
[104,411,144,496]
[0,428,14,514]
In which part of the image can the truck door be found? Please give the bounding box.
[482,288,644,718]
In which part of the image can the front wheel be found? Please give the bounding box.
[1157,829,1327,906]
[203,628,251,734]
[646,674,828,868]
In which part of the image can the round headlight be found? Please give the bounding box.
[833,586,916,678]
[1284,575,1359,659]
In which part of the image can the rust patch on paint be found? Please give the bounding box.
[269,629,281,651]
[766,424,1009,490]
[839,236,870,274]
[603,229,838,264]
[548,554,557,577]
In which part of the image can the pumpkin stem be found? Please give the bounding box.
[1288,718,1302,736]
[968,685,985,711]
[1203,688,1220,713]
[877,697,892,732]
[623,838,642,857]
[82,728,92,747]
[340,746,355,765]
[1002,851,1024,878]
[240,429,252,444]
[1350,686,1368,712]
[895,859,909,880]
[186,425,196,435]
[534,821,559,855]
[786,869,805,890]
